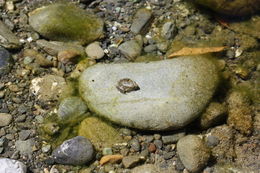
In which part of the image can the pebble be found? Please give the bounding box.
[118,39,142,61]
[42,144,51,153]
[18,130,31,140]
[15,139,35,156]
[0,47,12,76]
[79,56,219,130]
[0,20,21,49]
[129,138,141,152]
[0,158,27,173]
[162,131,186,144]
[36,40,85,56]
[205,135,219,147]
[177,135,210,172]
[163,151,175,160]
[0,113,12,127]
[30,75,66,102]
[131,8,153,34]
[85,42,105,59]
[153,139,163,149]
[144,44,157,53]
[131,164,157,173]
[161,21,177,40]
[57,96,88,120]
[29,4,104,45]
[52,136,94,165]
[199,102,227,129]
[122,155,141,168]
[148,143,157,153]
[102,147,113,156]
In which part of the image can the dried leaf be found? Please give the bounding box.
[168,46,226,58]
[100,154,123,165]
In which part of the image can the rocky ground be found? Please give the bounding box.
[0,0,259,173]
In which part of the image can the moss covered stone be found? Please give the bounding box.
[78,117,124,150]
[29,3,104,45]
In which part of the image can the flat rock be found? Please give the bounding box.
[52,136,94,165]
[0,158,27,173]
[29,4,104,45]
[30,75,66,102]
[0,113,12,127]
[0,20,21,49]
[130,8,153,34]
[36,40,85,56]
[79,56,219,130]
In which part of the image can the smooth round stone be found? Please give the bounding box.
[52,136,94,165]
[0,158,27,173]
[79,56,219,130]
[29,4,104,45]
[177,135,210,172]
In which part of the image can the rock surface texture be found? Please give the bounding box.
[52,136,94,165]
[0,158,27,173]
[79,56,219,130]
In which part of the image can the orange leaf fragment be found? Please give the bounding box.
[100,154,123,165]
[168,46,226,58]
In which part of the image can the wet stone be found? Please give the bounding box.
[0,113,12,127]
[122,155,141,168]
[29,4,104,45]
[161,22,177,40]
[15,139,35,156]
[30,75,66,102]
[0,47,12,76]
[0,20,21,49]
[79,56,219,130]
[162,132,186,144]
[118,39,142,61]
[130,8,153,34]
[85,42,104,60]
[177,135,210,173]
[0,158,27,173]
[130,138,141,152]
[52,136,94,165]
[57,96,88,120]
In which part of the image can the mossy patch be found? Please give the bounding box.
[78,116,124,151]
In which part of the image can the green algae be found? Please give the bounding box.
[39,112,90,148]
[29,3,104,45]
[78,116,124,151]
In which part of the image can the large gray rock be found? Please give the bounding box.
[29,4,104,45]
[0,158,27,173]
[52,136,94,165]
[79,56,219,130]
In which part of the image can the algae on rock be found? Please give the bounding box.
[29,3,104,45]
[78,116,124,150]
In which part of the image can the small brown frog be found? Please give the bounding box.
[116,78,140,94]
